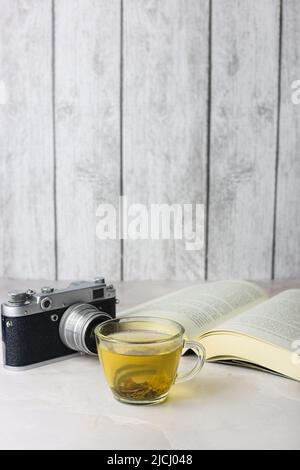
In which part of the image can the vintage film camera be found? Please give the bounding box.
[1,278,117,370]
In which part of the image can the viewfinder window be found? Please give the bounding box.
[93,288,104,300]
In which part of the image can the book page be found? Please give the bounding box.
[219,289,300,351]
[120,280,267,339]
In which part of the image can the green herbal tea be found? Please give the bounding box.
[98,331,182,402]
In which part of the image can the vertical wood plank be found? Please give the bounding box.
[0,0,55,279]
[123,0,209,281]
[208,0,280,280]
[275,0,300,278]
[55,0,121,280]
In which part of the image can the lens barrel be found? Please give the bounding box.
[59,303,112,355]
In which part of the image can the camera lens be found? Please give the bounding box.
[59,303,112,355]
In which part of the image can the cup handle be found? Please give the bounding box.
[175,340,206,384]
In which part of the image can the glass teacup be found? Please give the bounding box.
[95,316,206,405]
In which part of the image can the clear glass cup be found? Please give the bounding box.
[95,316,206,405]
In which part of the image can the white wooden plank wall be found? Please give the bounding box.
[0,0,55,279]
[55,0,121,281]
[275,0,300,279]
[207,0,280,280]
[0,0,299,281]
[123,0,209,280]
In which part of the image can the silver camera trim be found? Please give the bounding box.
[1,280,116,318]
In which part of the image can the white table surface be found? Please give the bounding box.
[0,279,299,450]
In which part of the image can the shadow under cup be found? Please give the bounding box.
[95,317,206,405]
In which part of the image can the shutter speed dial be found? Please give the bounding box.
[8,290,35,304]
[8,290,28,304]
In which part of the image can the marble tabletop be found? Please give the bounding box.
[0,279,299,450]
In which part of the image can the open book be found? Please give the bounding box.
[120,281,300,381]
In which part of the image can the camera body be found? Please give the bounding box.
[1,278,117,370]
